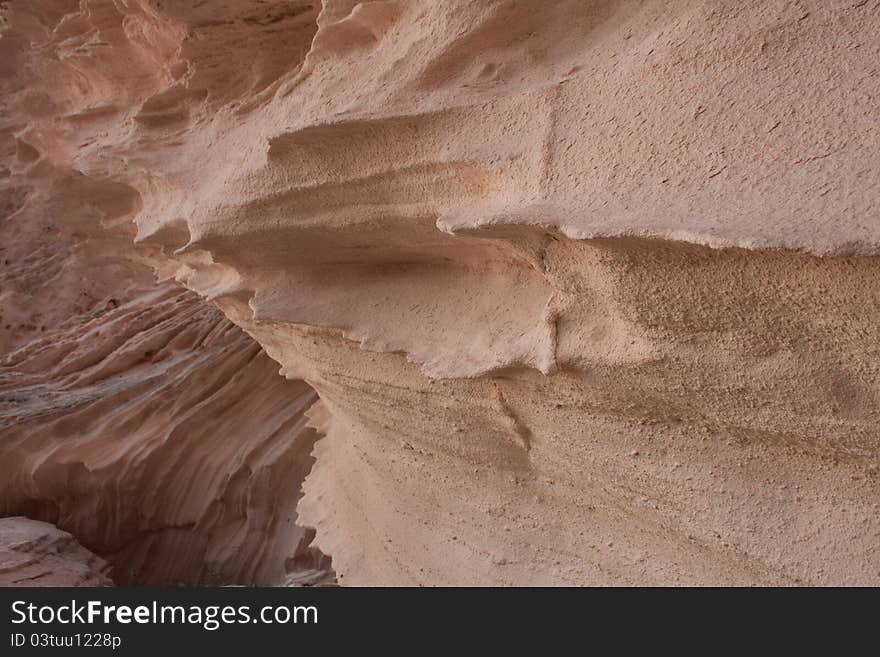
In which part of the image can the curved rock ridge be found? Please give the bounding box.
[0,517,112,587]
[1,0,879,585]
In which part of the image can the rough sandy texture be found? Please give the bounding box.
[0,517,112,586]
[1,0,879,585]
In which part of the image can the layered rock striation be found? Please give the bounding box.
[0,517,112,587]
[1,0,878,585]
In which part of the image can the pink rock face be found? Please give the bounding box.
[0,517,112,587]
[1,0,879,585]
[0,286,332,586]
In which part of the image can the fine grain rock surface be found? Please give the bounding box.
[1,0,879,585]
[0,517,112,587]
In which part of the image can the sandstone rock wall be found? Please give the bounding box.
[1,0,878,585]
[0,517,112,587]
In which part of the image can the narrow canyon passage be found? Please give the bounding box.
[0,286,333,586]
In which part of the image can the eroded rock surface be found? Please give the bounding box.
[1,0,879,585]
[1,287,330,585]
[0,517,112,587]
